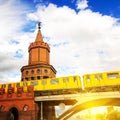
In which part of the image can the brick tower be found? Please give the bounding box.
[21,22,56,81]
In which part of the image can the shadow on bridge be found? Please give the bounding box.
[57,97,120,120]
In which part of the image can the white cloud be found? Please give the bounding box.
[76,0,88,10]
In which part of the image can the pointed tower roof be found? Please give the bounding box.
[35,22,44,42]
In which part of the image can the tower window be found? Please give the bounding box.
[31,70,34,74]
[37,69,40,73]
[37,76,40,79]
[44,69,48,73]
[25,77,28,80]
[26,71,29,75]
[31,77,34,80]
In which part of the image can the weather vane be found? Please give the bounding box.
[38,22,41,30]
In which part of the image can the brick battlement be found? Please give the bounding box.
[28,41,50,52]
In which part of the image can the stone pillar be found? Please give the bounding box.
[43,102,56,120]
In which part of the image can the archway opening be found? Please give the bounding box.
[8,107,19,120]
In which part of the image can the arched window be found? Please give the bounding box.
[31,70,34,74]
[44,69,48,73]
[26,71,29,75]
[37,69,40,73]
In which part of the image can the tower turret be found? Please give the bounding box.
[21,22,56,81]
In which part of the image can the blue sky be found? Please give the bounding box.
[21,0,120,17]
[0,0,120,83]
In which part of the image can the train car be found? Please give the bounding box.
[0,75,82,97]
[83,70,120,92]
[34,75,82,96]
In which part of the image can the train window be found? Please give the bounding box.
[41,79,47,85]
[16,83,20,87]
[50,79,59,84]
[8,84,11,88]
[86,76,90,81]
[95,75,98,80]
[107,73,119,79]
[30,81,38,86]
[63,78,69,83]
[99,74,103,80]
[1,84,6,88]
[73,76,77,82]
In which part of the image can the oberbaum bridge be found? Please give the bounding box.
[0,22,120,120]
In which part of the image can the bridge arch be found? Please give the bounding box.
[57,98,120,120]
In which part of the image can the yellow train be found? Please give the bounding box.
[83,70,120,92]
[0,70,120,96]
[0,75,82,96]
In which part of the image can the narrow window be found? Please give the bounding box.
[31,70,34,74]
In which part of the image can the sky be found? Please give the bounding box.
[0,0,120,83]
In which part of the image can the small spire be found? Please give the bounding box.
[35,22,43,42]
[38,22,41,30]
